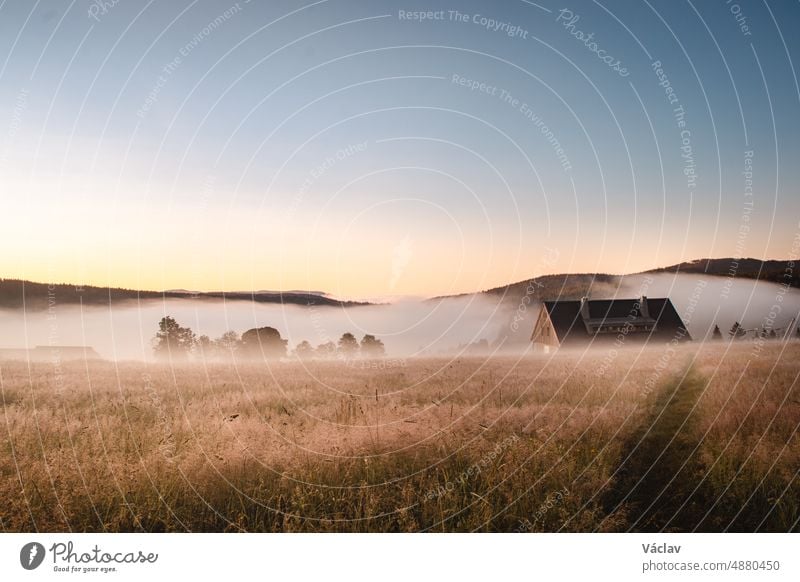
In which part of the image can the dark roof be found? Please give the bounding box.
[0,346,102,361]
[539,297,691,346]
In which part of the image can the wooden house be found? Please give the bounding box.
[531,296,691,351]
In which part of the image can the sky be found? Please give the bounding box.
[0,0,798,299]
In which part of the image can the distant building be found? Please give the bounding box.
[0,348,30,360]
[530,296,691,351]
[0,345,102,361]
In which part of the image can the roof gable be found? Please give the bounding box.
[538,297,690,346]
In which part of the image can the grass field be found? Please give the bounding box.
[1,342,798,532]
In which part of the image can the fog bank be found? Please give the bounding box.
[1,273,798,360]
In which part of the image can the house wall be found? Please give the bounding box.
[0,349,30,360]
[0,347,102,361]
[531,309,560,349]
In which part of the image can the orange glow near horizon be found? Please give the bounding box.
[0,224,759,300]
[0,175,788,299]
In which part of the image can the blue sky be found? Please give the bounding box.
[0,0,798,297]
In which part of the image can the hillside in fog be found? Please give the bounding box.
[0,279,369,311]
[3,257,794,312]
[647,258,800,288]
[432,257,797,306]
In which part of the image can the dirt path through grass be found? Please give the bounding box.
[601,364,712,531]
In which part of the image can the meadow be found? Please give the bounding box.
[1,341,798,532]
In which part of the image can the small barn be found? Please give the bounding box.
[530,296,691,351]
[0,345,102,361]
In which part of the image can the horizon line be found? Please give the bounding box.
[0,256,791,303]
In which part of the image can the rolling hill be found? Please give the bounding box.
[0,279,369,311]
[2,258,794,311]
[646,258,799,288]
[431,257,797,305]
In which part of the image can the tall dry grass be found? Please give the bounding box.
[0,342,797,532]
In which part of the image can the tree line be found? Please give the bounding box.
[712,321,800,341]
[152,316,385,361]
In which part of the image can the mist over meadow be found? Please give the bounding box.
[0,273,798,361]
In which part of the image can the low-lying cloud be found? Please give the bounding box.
[0,272,797,361]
